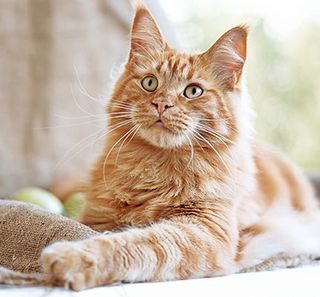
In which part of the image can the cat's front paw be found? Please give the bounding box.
[41,241,102,290]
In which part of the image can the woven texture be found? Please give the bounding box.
[0,200,98,273]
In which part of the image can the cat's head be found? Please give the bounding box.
[108,4,249,150]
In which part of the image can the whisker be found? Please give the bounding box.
[55,119,131,168]
[182,131,195,171]
[115,125,140,164]
[125,124,141,148]
[74,66,105,106]
[197,127,234,161]
[186,128,206,154]
[53,106,142,124]
[34,118,105,130]
[107,112,132,116]
[107,103,135,112]
[102,124,135,189]
[55,127,105,169]
[196,123,235,145]
[196,124,237,167]
[108,102,132,109]
[54,113,105,120]
[70,84,100,117]
[107,115,132,121]
[201,118,240,134]
[109,100,132,107]
[194,131,236,190]
[192,130,232,176]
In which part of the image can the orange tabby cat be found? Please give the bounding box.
[40,3,320,290]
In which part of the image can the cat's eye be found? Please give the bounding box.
[141,76,158,92]
[183,84,203,99]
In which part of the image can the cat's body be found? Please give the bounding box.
[39,3,320,290]
[84,140,317,234]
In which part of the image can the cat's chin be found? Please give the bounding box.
[138,126,187,149]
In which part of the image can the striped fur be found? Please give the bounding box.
[40,3,320,291]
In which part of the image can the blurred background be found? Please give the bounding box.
[0,0,319,197]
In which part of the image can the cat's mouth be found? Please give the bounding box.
[153,119,165,128]
[137,116,190,148]
[149,116,187,136]
[152,118,173,133]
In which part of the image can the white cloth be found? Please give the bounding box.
[1,265,319,297]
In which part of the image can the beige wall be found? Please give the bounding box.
[0,0,176,196]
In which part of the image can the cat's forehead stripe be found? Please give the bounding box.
[167,55,176,70]
[170,59,179,74]
[186,68,195,80]
[155,54,195,80]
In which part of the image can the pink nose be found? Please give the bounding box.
[152,99,173,114]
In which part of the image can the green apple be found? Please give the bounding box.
[64,192,86,220]
[10,187,64,214]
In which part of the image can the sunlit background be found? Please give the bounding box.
[160,0,320,171]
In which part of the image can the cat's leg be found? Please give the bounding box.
[41,216,238,290]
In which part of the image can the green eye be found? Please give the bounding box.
[141,76,158,92]
[183,84,203,99]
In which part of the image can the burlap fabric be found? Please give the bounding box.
[0,200,98,273]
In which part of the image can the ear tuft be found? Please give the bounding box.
[200,25,249,90]
[129,3,164,61]
[129,0,146,11]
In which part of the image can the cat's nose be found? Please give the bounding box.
[152,99,173,114]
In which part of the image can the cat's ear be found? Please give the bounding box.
[129,3,165,60]
[200,26,248,90]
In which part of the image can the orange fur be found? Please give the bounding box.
[40,3,320,290]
